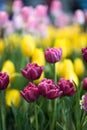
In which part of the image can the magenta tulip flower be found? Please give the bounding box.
[21,63,44,80]
[38,78,62,99]
[0,72,9,90]
[82,47,87,62]
[44,47,62,63]
[20,82,40,102]
[82,77,87,90]
[57,78,76,96]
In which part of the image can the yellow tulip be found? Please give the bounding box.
[54,38,72,58]
[2,60,15,81]
[5,89,21,107]
[34,72,44,84]
[21,35,35,57]
[56,59,74,77]
[74,58,85,77]
[0,38,4,54]
[79,33,87,48]
[65,71,79,86]
[32,48,45,66]
[6,33,21,49]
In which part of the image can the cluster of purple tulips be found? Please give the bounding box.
[20,47,76,103]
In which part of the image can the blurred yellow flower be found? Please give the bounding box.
[5,89,21,107]
[5,33,22,50]
[56,59,74,77]
[79,33,87,48]
[54,38,72,58]
[0,38,4,54]
[74,58,85,77]
[32,48,45,66]
[21,35,35,57]
[65,71,79,86]
[2,60,15,81]
[34,72,44,84]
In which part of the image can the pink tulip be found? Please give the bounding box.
[0,11,8,27]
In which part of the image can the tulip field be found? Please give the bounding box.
[1,0,87,130]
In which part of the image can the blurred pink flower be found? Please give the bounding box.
[21,6,34,21]
[0,11,9,27]
[13,14,24,30]
[35,5,48,17]
[12,0,23,13]
[73,9,85,25]
[50,0,62,16]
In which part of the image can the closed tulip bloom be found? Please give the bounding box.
[21,35,35,57]
[38,78,62,99]
[57,78,76,96]
[80,94,87,112]
[2,60,15,82]
[44,47,62,63]
[82,47,87,62]
[21,63,44,80]
[0,72,9,90]
[5,89,21,107]
[82,77,87,90]
[20,82,40,102]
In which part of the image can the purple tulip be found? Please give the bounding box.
[82,77,87,90]
[44,48,62,63]
[57,78,76,96]
[80,94,87,112]
[21,63,44,80]
[38,78,62,99]
[82,47,87,62]
[0,72,9,90]
[20,82,40,102]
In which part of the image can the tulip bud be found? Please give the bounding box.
[82,77,87,90]
[82,47,87,62]
[20,82,40,102]
[21,63,44,80]
[5,89,21,107]
[57,78,76,96]
[0,72,9,90]
[38,78,62,99]
[44,47,62,63]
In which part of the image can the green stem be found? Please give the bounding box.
[80,111,86,129]
[1,91,6,130]
[62,99,67,130]
[50,99,57,130]
[50,64,57,130]
[35,104,39,130]
[53,64,57,83]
